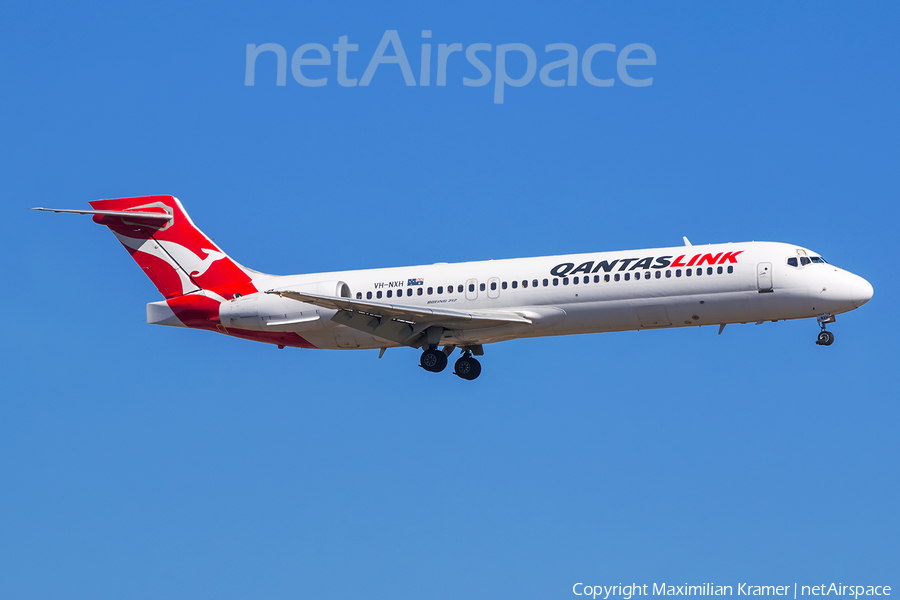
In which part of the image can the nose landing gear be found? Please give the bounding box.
[816,314,835,346]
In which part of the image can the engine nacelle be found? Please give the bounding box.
[219,280,351,331]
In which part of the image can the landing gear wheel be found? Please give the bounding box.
[816,331,835,346]
[454,355,482,380]
[420,348,448,372]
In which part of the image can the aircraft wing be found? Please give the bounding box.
[266,289,531,347]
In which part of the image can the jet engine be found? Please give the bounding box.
[219,280,351,330]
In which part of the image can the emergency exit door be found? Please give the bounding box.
[757,262,773,292]
[465,278,478,300]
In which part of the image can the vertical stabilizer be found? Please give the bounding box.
[88,195,258,300]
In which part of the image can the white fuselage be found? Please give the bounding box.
[214,241,873,350]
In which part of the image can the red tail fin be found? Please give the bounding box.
[89,196,257,300]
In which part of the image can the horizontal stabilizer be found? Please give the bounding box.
[32,207,173,228]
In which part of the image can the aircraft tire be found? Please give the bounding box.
[421,349,447,372]
[817,331,835,346]
[454,356,482,380]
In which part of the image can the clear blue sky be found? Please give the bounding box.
[1,2,897,599]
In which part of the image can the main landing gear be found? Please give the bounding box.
[419,346,483,380]
[454,351,482,381]
[816,314,835,346]
[420,347,448,372]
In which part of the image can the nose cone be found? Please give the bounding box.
[852,276,874,307]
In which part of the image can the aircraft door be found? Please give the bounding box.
[465,278,478,300]
[487,277,500,299]
[757,262,773,292]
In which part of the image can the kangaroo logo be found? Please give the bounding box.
[190,249,227,277]
[113,234,231,295]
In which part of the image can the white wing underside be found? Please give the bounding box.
[266,289,532,347]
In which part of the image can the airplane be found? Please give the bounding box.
[34,195,874,380]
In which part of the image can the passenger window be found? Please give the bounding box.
[367,291,373,299]
[717,266,723,274]
[727,266,733,274]
[417,288,423,296]
[458,285,463,293]
[553,278,559,286]
[614,274,620,281]
[676,269,682,277]
[573,276,579,284]
[624,273,630,281]
[666,270,671,278]
[512,281,518,289]
[479,283,485,292]
[787,257,798,267]
[522,280,528,288]
[356,292,362,299]
[800,257,810,266]
[387,290,392,298]
[593,275,600,283]
[563,277,569,285]
[604,274,610,282]
[377,291,383,299]
[707,267,713,275]
[655,271,661,279]
[543,279,549,286]
[427,287,433,295]
[645,271,651,279]
[437,286,443,294]
[502,282,508,290]
[490,282,497,291]
[686,269,692,277]
[533,279,538,287]
[468,283,474,292]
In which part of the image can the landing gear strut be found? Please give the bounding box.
[454,350,482,381]
[420,347,448,372]
[816,314,835,346]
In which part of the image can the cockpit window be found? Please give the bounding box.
[787,257,798,267]
[810,256,826,263]
[800,257,810,266]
